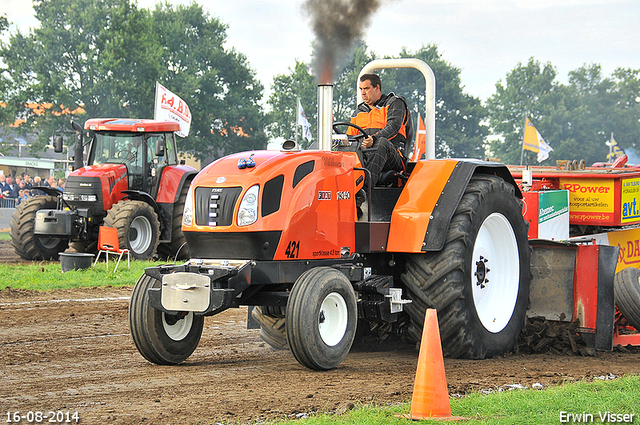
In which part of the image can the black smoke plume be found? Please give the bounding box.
[302,0,382,84]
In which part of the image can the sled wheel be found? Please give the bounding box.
[286,267,357,370]
[129,273,204,365]
[10,195,69,260]
[402,174,531,359]
[252,306,288,350]
[105,200,159,260]
[614,267,640,330]
[157,180,191,260]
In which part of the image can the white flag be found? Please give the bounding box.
[154,82,191,137]
[523,117,553,163]
[536,136,553,162]
[297,99,313,142]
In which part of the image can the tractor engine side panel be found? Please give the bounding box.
[182,151,358,261]
[70,164,129,211]
[275,153,357,261]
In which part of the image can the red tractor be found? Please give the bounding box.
[129,59,532,370]
[11,118,197,261]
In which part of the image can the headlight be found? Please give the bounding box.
[182,187,194,226]
[237,185,259,226]
[62,192,75,201]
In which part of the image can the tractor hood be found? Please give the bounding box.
[66,163,129,212]
[72,163,128,179]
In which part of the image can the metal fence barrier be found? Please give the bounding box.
[0,198,16,208]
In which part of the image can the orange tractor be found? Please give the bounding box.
[11,119,197,261]
[130,59,533,369]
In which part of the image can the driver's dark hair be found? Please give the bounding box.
[360,73,381,90]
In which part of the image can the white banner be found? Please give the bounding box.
[154,82,191,137]
[297,99,313,142]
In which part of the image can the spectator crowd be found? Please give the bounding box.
[0,172,65,206]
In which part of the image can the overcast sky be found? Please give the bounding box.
[2,0,639,102]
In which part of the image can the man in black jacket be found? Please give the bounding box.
[347,73,409,187]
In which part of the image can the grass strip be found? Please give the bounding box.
[0,260,164,291]
[273,375,639,424]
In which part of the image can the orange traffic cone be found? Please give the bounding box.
[403,308,466,421]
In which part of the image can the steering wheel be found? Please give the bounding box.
[115,149,130,159]
[115,149,136,163]
[332,122,367,148]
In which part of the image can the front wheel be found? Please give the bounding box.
[286,267,357,370]
[10,195,69,260]
[402,175,531,359]
[129,274,204,365]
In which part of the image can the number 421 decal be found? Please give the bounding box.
[285,240,300,258]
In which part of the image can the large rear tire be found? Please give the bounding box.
[129,273,204,365]
[105,200,160,260]
[286,267,357,370]
[157,181,191,260]
[614,267,640,330]
[402,175,531,359]
[10,195,69,260]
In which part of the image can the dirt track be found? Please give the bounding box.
[1,239,640,424]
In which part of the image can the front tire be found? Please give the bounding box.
[286,267,357,370]
[402,175,531,359]
[10,195,69,260]
[129,274,204,365]
[105,200,160,260]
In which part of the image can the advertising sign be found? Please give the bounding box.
[560,178,615,225]
[621,177,640,224]
[537,190,569,240]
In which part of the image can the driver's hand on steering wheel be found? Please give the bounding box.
[362,135,374,149]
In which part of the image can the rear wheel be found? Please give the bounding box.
[402,175,531,359]
[129,273,204,365]
[614,267,640,330]
[10,195,69,260]
[286,267,357,370]
[105,200,159,260]
[251,306,288,350]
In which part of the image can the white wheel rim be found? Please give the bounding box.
[162,312,193,341]
[318,292,348,347]
[471,212,520,333]
[130,215,152,254]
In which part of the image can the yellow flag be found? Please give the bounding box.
[523,117,553,162]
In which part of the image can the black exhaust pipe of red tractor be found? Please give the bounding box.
[71,120,84,170]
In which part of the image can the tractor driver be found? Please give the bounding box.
[347,73,409,187]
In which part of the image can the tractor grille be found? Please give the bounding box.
[194,187,242,227]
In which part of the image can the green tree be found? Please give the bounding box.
[487,58,640,166]
[266,42,373,148]
[381,45,488,158]
[267,44,487,158]
[0,14,11,125]
[1,0,160,154]
[0,0,265,160]
[151,3,266,160]
[486,57,565,164]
